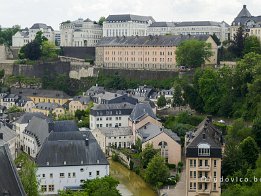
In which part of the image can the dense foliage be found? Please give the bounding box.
[0,25,20,46]
[175,39,212,67]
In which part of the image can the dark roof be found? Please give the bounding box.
[0,124,16,143]
[186,117,223,149]
[15,96,32,107]
[149,22,176,27]
[36,131,109,167]
[14,112,48,124]
[52,120,79,132]
[0,144,26,195]
[86,86,105,96]
[175,21,222,27]
[30,23,53,30]
[129,103,157,122]
[96,35,211,47]
[92,102,134,110]
[35,102,63,110]
[72,96,92,104]
[24,116,52,147]
[11,88,70,99]
[94,127,132,137]
[106,14,155,23]
[237,5,252,18]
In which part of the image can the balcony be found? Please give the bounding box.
[198,165,210,171]
[198,189,211,194]
[198,177,211,182]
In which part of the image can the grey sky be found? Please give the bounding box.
[0,0,260,30]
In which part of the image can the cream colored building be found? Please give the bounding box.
[93,127,133,153]
[12,23,55,47]
[137,123,181,165]
[230,5,261,40]
[103,14,155,37]
[32,102,65,118]
[185,117,223,196]
[69,96,92,114]
[60,18,102,47]
[96,35,218,70]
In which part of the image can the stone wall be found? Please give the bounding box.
[0,63,14,75]
[69,62,97,79]
[61,47,95,60]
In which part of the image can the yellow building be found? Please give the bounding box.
[11,88,70,105]
[69,95,92,114]
[32,102,65,118]
[96,34,218,70]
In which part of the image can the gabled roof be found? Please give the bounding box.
[72,95,92,104]
[15,96,32,107]
[0,124,16,143]
[35,102,63,110]
[36,131,109,167]
[129,103,157,122]
[106,14,155,23]
[14,112,48,124]
[186,117,223,149]
[96,35,211,47]
[93,92,122,100]
[0,144,26,195]
[91,102,134,111]
[30,23,50,30]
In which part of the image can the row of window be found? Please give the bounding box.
[41,170,100,179]
[41,185,54,192]
[96,116,122,121]
[189,182,217,191]
[105,51,173,56]
[189,171,217,179]
[189,159,217,167]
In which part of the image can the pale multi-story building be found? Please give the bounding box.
[32,102,66,117]
[147,22,176,36]
[69,95,92,114]
[93,127,133,153]
[103,14,155,37]
[60,18,102,47]
[89,102,134,130]
[230,5,261,41]
[12,23,55,47]
[96,34,218,70]
[185,117,223,196]
[36,131,109,195]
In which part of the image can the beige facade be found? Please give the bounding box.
[32,107,65,117]
[142,131,181,165]
[20,100,35,112]
[185,158,221,196]
[69,100,88,114]
[96,35,218,70]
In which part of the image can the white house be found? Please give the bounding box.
[89,102,134,130]
[93,127,133,153]
[2,94,20,109]
[60,18,102,47]
[103,14,155,37]
[12,23,55,47]
[36,131,109,195]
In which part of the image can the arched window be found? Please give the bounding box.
[198,143,210,156]
[159,141,168,162]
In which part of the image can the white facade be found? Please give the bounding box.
[37,164,109,195]
[23,133,38,158]
[90,114,129,130]
[60,18,102,47]
[12,23,55,47]
[13,122,28,150]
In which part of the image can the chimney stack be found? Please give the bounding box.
[0,133,3,140]
[243,5,246,9]
[85,138,89,146]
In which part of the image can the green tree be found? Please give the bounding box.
[7,105,23,113]
[41,41,58,60]
[144,154,170,187]
[172,84,183,108]
[0,25,20,46]
[22,40,41,60]
[239,136,259,169]
[228,26,245,58]
[141,143,158,168]
[175,39,212,68]
[157,95,166,108]
[15,153,38,196]
[243,35,261,55]
[252,114,261,147]
[34,31,48,45]
[98,16,106,26]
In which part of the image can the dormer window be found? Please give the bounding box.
[198,143,210,156]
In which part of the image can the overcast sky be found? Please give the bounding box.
[0,0,260,30]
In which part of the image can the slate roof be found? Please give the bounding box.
[129,103,157,122]
[0,124,17,143]
[35,102,63,110]
[11,88,70,99]
[24,116,52,147]
[137,123,180,143]
[86,86,105,96]
[36,131,109,167]
[52,120,79,132]
[232,5,261,26]
[30,23,53,30]
[92,102,134,110]
[186,117,223,149]
[96,34,210,47]
[95,127,132,137]
[0,144,26,195]
[72,95,92,105]
[149,22,176,27]
[237,5,252,18]
[14,112,48,124]
[15,96,32,107]
[93,92,122,100]
[106,14,155,23]
[175,21,222,27]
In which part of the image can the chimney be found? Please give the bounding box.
[243,5,246,9]
[0,133,3,140]
[85,138,89,146]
